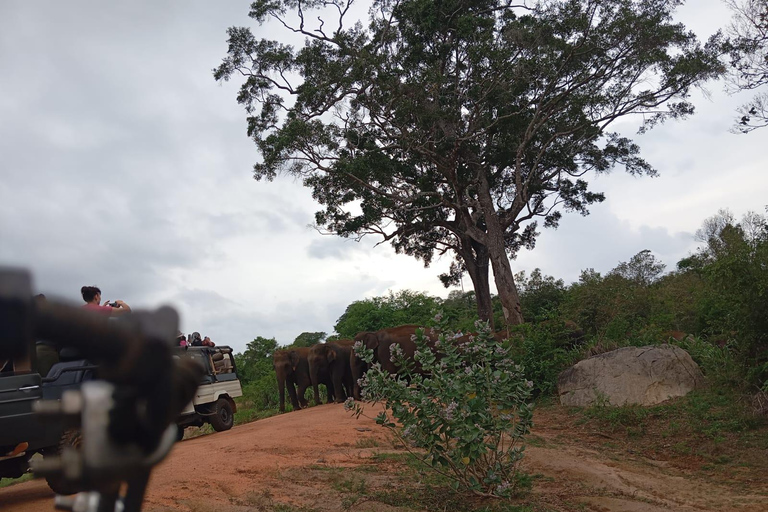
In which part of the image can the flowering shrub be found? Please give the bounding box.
[347,318,534,497]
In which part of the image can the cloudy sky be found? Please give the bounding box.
[0,1,764,352]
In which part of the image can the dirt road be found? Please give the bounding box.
[1,403,765,511]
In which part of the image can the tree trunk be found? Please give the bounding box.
[477,175,524,327]
[457,236,494,329]
[487,236,524,326]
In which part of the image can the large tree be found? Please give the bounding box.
[215,0,723,326]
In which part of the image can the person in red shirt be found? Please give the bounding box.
[81,285,132,317]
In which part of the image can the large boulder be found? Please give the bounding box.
[558,344,704,407]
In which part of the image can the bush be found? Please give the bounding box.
[674,335,746,390]
[242,372,281,411]
[350,320,533,498]
[505,321,580,397]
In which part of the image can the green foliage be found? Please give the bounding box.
[350,321,533,498]
[675,336,745,389]
[217,0,724,325]
[291,332,326,348]
[0,473,33,489]
[314,452,535,512]
[235,336,278,386]
[581,387,766,446]
[608,249,666,286]
[560,251,673,341]
[505,321,581,397]
[441,290,488,334]
[692,211,768,385]
[241,372,281,411]
[650,271,705,334]
[515,269,567,323]
[334,290,442,337]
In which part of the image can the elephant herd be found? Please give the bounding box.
[273,324,437,413]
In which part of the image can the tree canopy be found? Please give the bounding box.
[236,336,279,385]
[216,0,724,327]
[334,289,441,337]
[609,249,666,286]
[291,331,327,347]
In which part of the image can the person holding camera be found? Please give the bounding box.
[81,285,132,317]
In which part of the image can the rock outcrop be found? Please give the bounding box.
[558,344,703,407]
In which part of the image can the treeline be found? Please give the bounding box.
[234,209,767,420]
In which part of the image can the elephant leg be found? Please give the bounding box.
[351,363,366,401]
[343,373,354,401]
[297,382,309,408]
[326,381,336,404]
[286,378,301,410]
[277,375,286,413]
[310,365,323,405]
[332,371,346,403]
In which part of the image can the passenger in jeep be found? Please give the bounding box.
[81,285,132,317]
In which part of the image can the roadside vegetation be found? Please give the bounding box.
[351,322,534,497]
[223,207,768,506]
[235,208,768,416]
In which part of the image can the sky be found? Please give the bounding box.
[0,1,765,352]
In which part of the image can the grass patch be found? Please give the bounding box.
[307,450,536,512]
[228,489,319,512]
[233,404,281,426]
[568,386,768,482]
[354,437,380,448]
[0,472,33,489]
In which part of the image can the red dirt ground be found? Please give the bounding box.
[1,403,766,512]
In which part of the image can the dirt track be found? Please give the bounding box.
[1,403,766,512]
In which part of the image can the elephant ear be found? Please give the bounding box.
[363,333,379,351]
[289,350,300,370]
[327,346,337,363]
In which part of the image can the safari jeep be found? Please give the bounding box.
[175,346,243,439]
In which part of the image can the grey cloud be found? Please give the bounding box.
[1,0,764,353]
[514,206,699,285]
[306,236,367,260]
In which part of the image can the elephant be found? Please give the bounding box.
[308,339,355,404]
[273,347,311,413]
[350,325,439,400]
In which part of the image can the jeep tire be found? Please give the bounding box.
[44,429,83,495]
[208,398,234,432]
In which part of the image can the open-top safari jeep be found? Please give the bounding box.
[175,346,243,438]
[1,344,241,493]
[1,347,98,493]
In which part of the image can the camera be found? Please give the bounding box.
[109,302,119,307]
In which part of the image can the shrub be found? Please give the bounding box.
[242,372,281,411]
[505,321,580,397]
[349,319,533,498]
[674,335,746,389]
